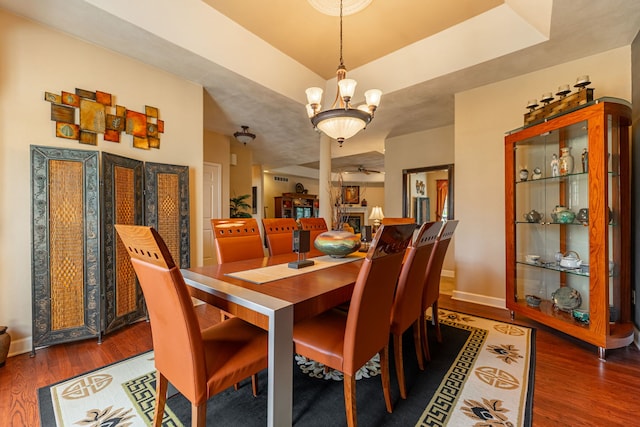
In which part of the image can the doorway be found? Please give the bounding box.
[203,162,221,265]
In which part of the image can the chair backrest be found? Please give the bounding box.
[381,217,416,225]
[343,223,415,374]
[262,218,298,256]
[298,217,328,258]
[422,220,459,309]
[211,218,265,263]
[114,224,207,405]
[390,221,442,334]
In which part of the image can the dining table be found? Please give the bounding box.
[181,251,365,427]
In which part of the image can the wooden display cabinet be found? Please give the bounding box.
[274,193,319,220]
[504,98,633,358]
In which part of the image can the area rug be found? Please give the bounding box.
[38,309,535,426]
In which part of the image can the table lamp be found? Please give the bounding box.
[369,206,384,233]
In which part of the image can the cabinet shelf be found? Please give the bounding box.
[505,98,633,358]
[515,261,593,277]
[515,170,619,185]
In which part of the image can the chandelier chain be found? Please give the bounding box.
[339,0,344,67]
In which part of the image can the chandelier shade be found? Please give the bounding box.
[312,108,371,143]
[305,0,381,146]
[233,125,255,145]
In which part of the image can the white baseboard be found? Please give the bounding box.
[441,269,455,278]
[451,290,506,309]
[8,336,33,358]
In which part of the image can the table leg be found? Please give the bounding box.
[267,304,294,427]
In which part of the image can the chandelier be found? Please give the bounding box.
[233,125,256,145]
[305,0,382,146]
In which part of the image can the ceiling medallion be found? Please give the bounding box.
[305,0,381,146]
[307,0,372,16]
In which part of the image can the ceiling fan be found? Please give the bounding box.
[344,165,383,175]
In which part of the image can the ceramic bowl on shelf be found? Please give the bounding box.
[525,294,542,307]
[525,254,540,264]
[555,210,576,224]
[572,308,590,324]
[551,286,582,312]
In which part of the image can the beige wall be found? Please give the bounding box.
[229,140,253,214]
[454,46,631,307]
[385,126,456,273]
[0,10,204,354]
[385,126,455,217]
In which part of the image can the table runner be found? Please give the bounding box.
[225,253,364,284]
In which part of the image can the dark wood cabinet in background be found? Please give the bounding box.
[274,193,318,219]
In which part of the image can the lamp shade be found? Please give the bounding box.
[369,206,384,221]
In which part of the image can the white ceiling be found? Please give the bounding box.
[2,0,639,176]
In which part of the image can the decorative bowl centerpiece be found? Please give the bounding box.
[314,230,361,258]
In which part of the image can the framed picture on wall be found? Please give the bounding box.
[342,185,359,204]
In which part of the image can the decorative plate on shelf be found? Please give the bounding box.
[295,182,305,193]
[551,286,582,312]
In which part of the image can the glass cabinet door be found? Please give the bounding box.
[513,119,591,315]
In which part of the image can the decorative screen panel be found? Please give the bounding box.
[102,153,145,333]
[31,146,100,349]
[145,162,190,268]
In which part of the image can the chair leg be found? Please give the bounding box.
[393,333,407,400]
[153,372,168,427]
[420,312,431,362]
[343,373,357,427]
[380,346,393,413]
[412,320,424,371]
[192,402,207,427]
[251,374,258,397]
[433,301,442,343]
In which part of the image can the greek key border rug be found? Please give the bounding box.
[417,310,534,426]
[38,309,534,426]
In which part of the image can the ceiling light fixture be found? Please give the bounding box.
[233,125,256,145]
[305,0,382,147]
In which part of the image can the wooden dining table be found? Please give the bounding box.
[181,252,365,427]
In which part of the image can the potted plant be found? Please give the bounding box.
[230,194,252,218]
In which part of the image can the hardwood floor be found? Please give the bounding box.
[1,298,639,426]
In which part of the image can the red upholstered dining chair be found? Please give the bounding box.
[298,217,328,258]
[389,221,442,399]
[211,218,265,263]
[114,225,268,427]
[293,223,416,427]
[261,218,298,256]
[420,220,459,361]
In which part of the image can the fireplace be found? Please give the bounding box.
[342,207,367,234]
[344,212,364,234]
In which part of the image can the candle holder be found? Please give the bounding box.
[574,75,591,90]
[526,99,539,112]
[540,93,554,105]
[556,84,571,98]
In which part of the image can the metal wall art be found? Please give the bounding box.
[44,88,164,149]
